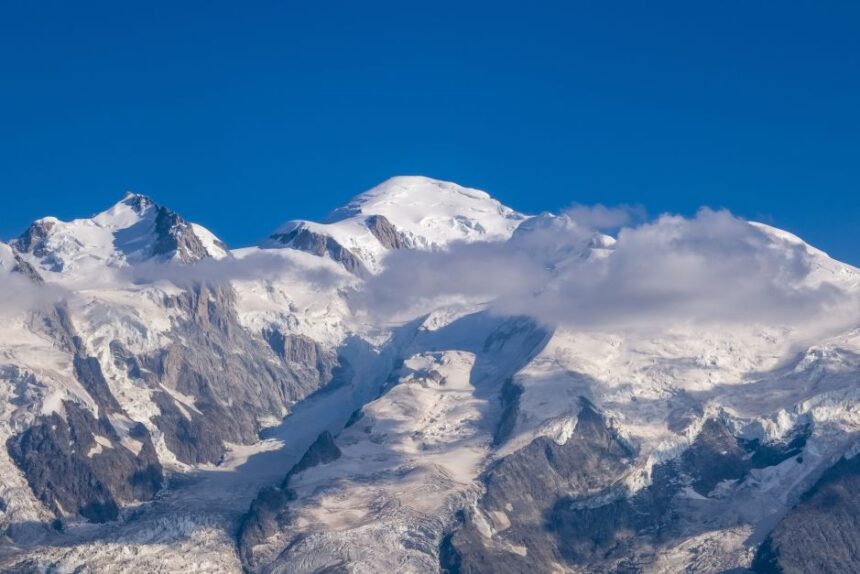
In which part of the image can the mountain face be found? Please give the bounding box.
[1,176,860,573]
[265,176,526,274]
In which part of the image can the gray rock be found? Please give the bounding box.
[282,430,341,486]
[443,412,807,573]
[268,226,367,276]
[6,401,162,524]
[262,328,330,380]
[150,390,234,465]
[740,424,810,469]
[151,205,224,262]
[752,452,860,574]
[72,341,124,417]
[239,431,342,568]
[492,378,521,447]
[11,254,43,284]
[365,214,407,249]
[137,284,336,464]
[681,418,750,495]
[442,398,636,574]
[11,220,55,258]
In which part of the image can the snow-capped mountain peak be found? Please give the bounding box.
[92,192,157,227]
[6,180,860,574]
[326,175,525,243]
[266,176,528,273]
[11,193,229,275]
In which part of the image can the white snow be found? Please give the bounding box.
[270,176,528,271]
[5,177,860,573]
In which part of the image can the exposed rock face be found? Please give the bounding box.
[238,431,342,568]
[149,391,232,465]
[12,219,56,257]
[152,206,221,262]
[139,284,337,464]
[7,401,162,524]
[12,219,64,271]
[365,214,407,250]
[122,192,154,215]
[11,254,44,283]
[6,281,337,523]
[283,431,342,485]
[238,485,296,566]
[5,303,163,524]
[753,453,860,574]
[682,418,750,495]
[72,342,124,417]
[492,378,522,447]
[740,423,810,469]
[269,226,367,275]
[262,329,330,381]
[441,399,635,573]
[442,413,815,574]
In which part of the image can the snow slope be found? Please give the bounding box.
[267,176,528,272]
[4,177,860,574]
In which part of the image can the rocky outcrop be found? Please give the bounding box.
[365,214,407,250]
[752,452,860,574]
[6,401,162,523]
[441,398,635,573]
[238,431,342,568]
[262,329,330,381]
[12,219,55,257]
[269,225,367,275]
[283,430,341,484]
[492,378,522,447]
[238,485,296,566]
[442,412,812,573]
[12,219,63,271]
[11,254,43,283]
[740,423,810,469]
[7,304,164,524]
[150,391,233,465]
[137,284,336,464]
[681,418,751,495]
[151,206,223,262]
[72,341,124,417]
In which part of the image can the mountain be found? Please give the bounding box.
[12,193,230,277]
[264,176,527,273]
[1,177,860,573]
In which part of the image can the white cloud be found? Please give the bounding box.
[563,203,646,230]
[126,250,343,287]
[0,273,68,314]
[355,207,853,330]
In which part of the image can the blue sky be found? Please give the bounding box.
[2,1,859,262]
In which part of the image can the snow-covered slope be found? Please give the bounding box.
[266,176,527,272]
[4,177,860,574]
[12,193,229,280]
[0,191,356,553]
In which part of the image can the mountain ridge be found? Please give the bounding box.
[2,176,860,573]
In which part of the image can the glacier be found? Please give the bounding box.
[1,176,859,573]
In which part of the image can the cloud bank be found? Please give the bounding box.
[0,273,69,314]
[355,207,852,330]
[126,250,344,287]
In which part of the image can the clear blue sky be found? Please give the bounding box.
[2,1,859,261]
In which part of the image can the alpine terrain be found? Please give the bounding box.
[2,176,860,574]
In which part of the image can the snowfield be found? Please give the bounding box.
[2,176,860,573]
